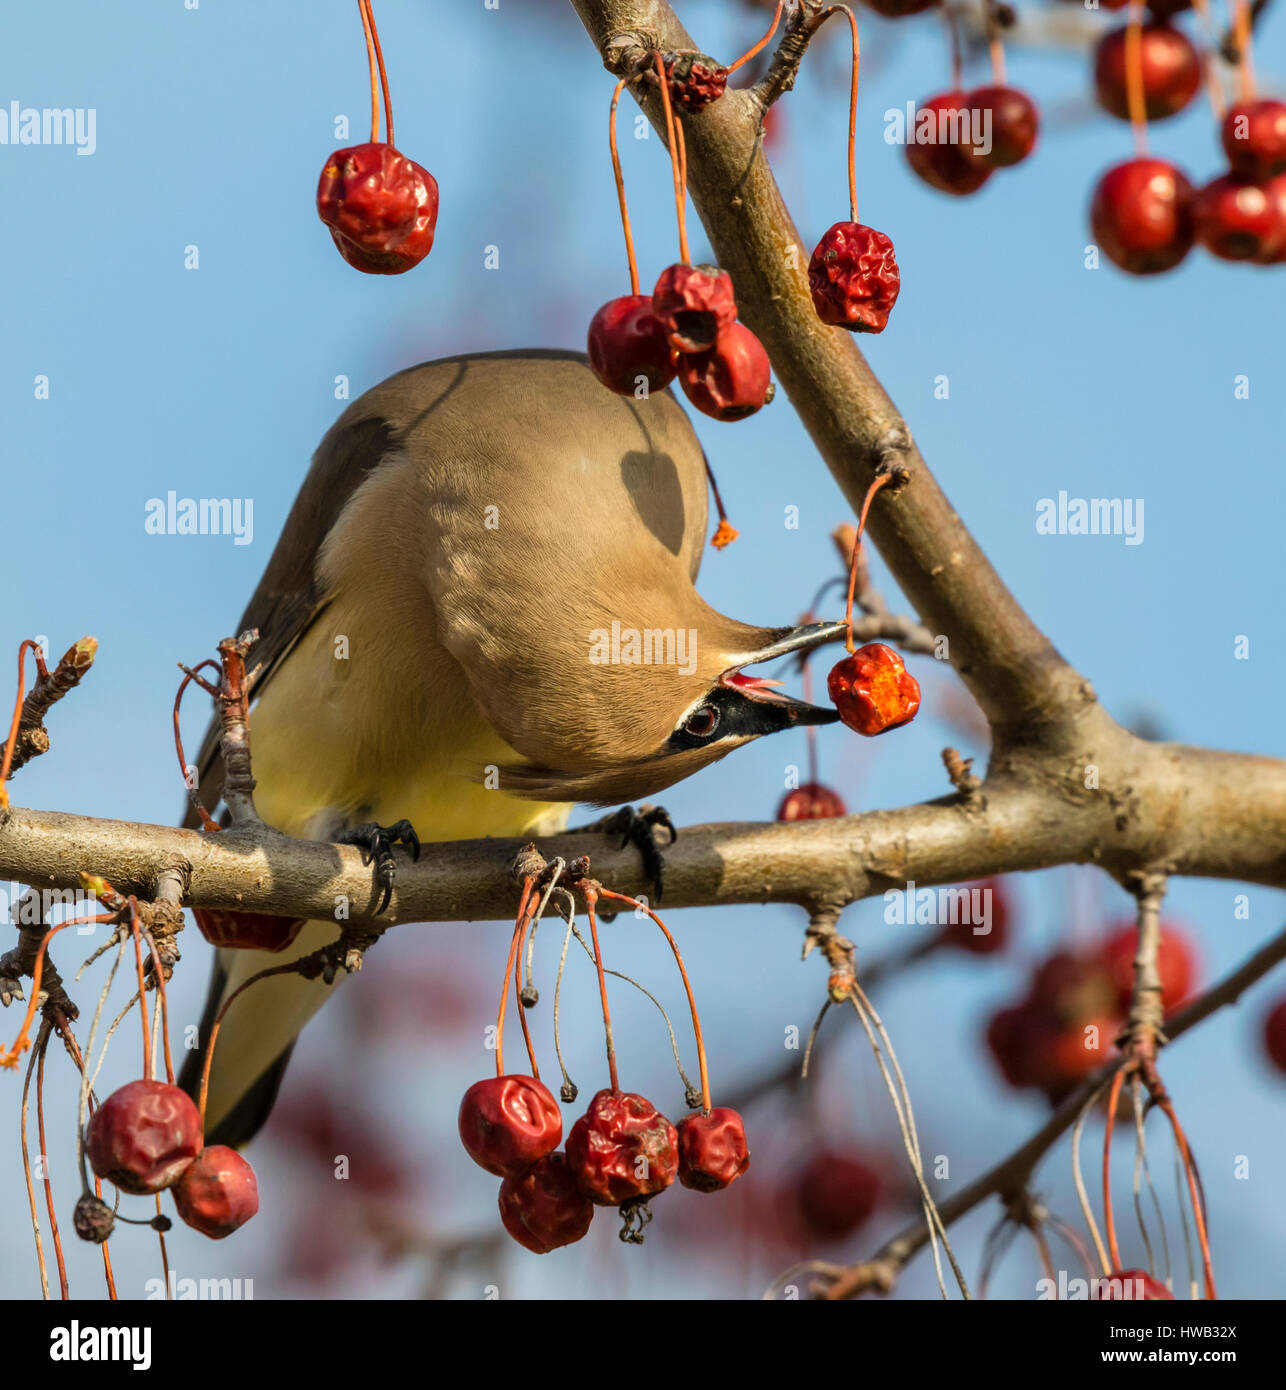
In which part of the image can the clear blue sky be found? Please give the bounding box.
[2,0,1284,1300]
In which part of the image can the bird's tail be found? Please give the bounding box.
[178,919,346,1148]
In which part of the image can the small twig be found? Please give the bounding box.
[3,636,97,780]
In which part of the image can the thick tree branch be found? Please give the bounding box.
[570,0,1094,739]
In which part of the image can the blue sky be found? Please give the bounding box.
[2,0,1284,1300]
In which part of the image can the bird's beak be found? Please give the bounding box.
[720,619,848,727]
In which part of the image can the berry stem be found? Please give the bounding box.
[1188,0,1227,119]
[608,78,641,296]
[943,0,964,93]
[703,455,739,549]
[842,472,893,653]
[0,919,95,1068]
[140,930,175,1086]
[1125,3,1148,157]
[357,0,381,145]
[597,888,711,1112]
[582,885,620,1093]
[35,1026,69,1299]
[1232,0,1255,100]
[0,639,41,812]
[653,51,690,265]
[495,876,536,1078]
[364,0,394,148]
[1155,1093,1217,1298]
[823,6,862,222]
[728,0,784,75]
[1101,1064,1127,1272]
[127,900,153,1083]
[173,661,222,832]
[983,0,1006,85]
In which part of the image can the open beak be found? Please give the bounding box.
[720,619,848,727]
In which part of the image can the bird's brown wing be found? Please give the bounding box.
[183,414,398,827]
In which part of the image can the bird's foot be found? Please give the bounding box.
[335,819,421,914]
[569,804,676,905]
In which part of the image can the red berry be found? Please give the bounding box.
[1193,173,1286,262]
[1099,923,1197,1013]
[826,642,921,737]
[587,295,676,396]
[776,782,847,821]
[941,875,1011,955]
[795,1150,881,1238]
[677,1108,750,1192]
[458,1075,562,1178]
[1222,99,1286,179]
[964,85,1039,168]
[1257,174,1286,263]
[1094,24,1200,123]
[1090,157,1195,275]
[192,907,305,953]
[663,52,728,111]
[498,1151,594,1253]
[906,91,993,196]
[1094,1269,1174,1300]
[808,222,900,333]
[1046,1015,1119,1082]
[173,1145,259,1239]
[677,321,774,421]
[86,1080,203,1195]
[316,142,438,275]
[986,1002,1054,1089]
[565,1089,678,1206]
[1032,949,1117,1023]
[652,263,737,353]
[1263,998,1286,1073]
[1147,0,1191,14]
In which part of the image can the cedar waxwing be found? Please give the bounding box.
[179,350,844,1145]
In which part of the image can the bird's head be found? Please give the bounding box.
[494,613,848,805]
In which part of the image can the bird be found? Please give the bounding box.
[178,349,845,1147]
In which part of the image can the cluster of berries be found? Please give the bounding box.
[905,85,1039,197]
[588,265,773,422]
[83,1079,258,1241]
[986,922,1198,1103]
[458,1073,749,1253]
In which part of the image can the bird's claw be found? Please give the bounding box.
[336,819,420,915]
[571,804,675,904]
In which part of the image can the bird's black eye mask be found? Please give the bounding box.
[667,675,839,752]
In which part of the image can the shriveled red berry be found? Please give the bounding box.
[192,907,305,953]
[1222,99,1286,179]
[941,875,1011,955]
[587,295,676,396]
[316,142,439,275]
[87,1080,203,1195]
[173,1145,259,1239]
[1094,24,1200,123]
[906,91,993,196]
[1193,173,1286,262]
[776,782,847,821]
[1099,923,1197,1013]
[565,1088,678,1206]
[458,1075,562,1178]
[663,52,728,111]
[677,321,774,422]
[795,1150,881,1238]
[964,85,1039,168]
[808,222,900,333]
[1094,1269,1174,1300]
[1090,157,1195,275]
[652,263,737,352]
[498,1151,594,1253]
[677,1108,750,1192]
[827,642,921,737]
[1263,998,1286,1073]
